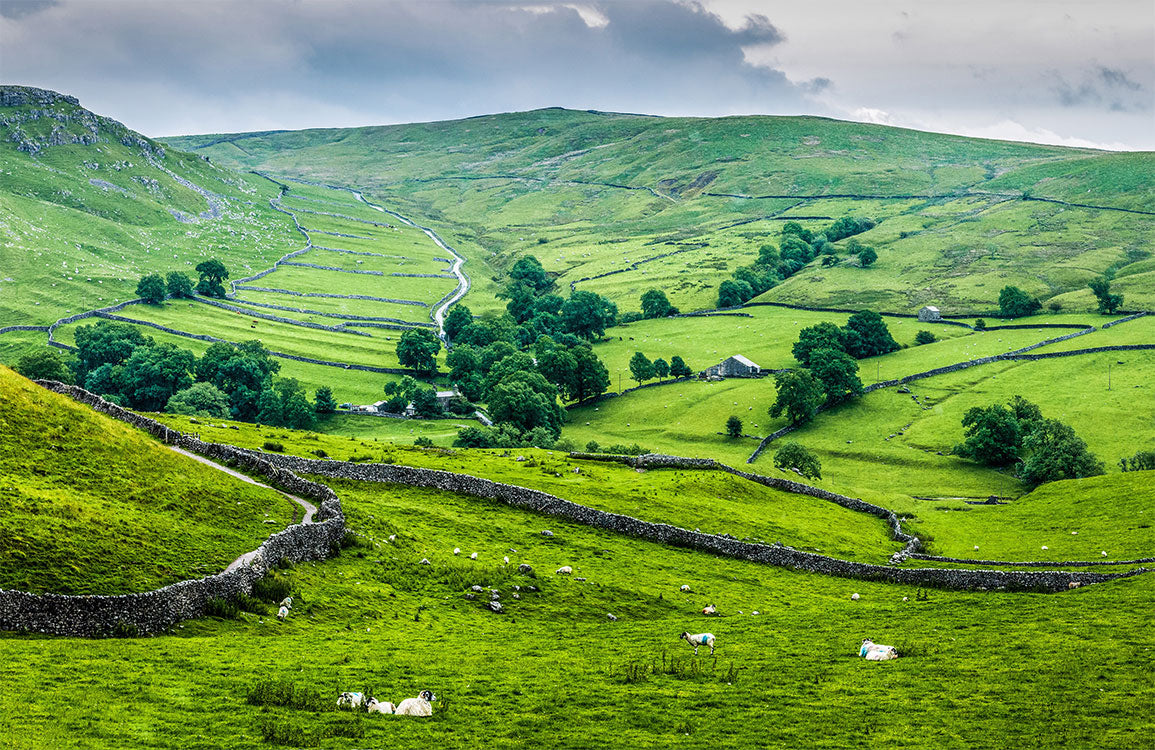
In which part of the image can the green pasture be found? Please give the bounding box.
[295,247,449,276]
[228,289,433,324]
[250,264,453,306]
[0,367,293,595]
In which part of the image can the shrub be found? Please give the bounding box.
[998,286,1041,318]
[414,436,434,448]
[1119,450,1155,472]
[252,573,293,604]
[312,449,328,458]
[974,318,987,331]
[773,442,822,480]
[204,597,240,620]
[585,440,601,453]
[262,440,285,452]
[111,620,139,638]
[914,330,937,345]
[247,678,328,711]
[725,415,744,438]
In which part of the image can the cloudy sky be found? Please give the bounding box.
[2,0,1152,149]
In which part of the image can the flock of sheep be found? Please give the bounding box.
[337,690,436,717]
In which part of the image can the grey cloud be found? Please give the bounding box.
[1052,66,1150,112]
[0,0,57,19]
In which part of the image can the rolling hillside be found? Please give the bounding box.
[169,108,1155,315]
[0,366,295,594]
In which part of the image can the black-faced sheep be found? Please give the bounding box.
[394,690,436,716]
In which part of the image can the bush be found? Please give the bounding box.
[773,442,822,480]
[111,620,139,638]
[1119,450,1155,472]
[974,318,987,331]
[262,440,285,452]
[585,440,600,453]
[414,436,434,448]
[248,678,328,711]
[252,573,293,604]
[725,415,743,438]
[998,286,1041,318]
[914,330,937,345]
[204,597,240,620]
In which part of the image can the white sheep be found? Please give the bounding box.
[1102,551,1108,557]
[394,690,436,717]
[503,556,510,564]
[680,584,691,592]
[859,639,898,661]
[277,606,289,621]
[702,604,716,616]
[453,548,460,555]
[680,631,716,656]
[278,596,293,609]
[367,698,395,714]
[388,534,396,542]
[470,552,478,560]
[851,593,860,601]
[1069,582,1082,590]
[337,692,366,709]
[556,566,573,575]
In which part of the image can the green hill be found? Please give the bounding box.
[169,107,1155,315]
[0,366,294,594]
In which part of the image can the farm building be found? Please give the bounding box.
[918,305,942,322]
[702,354,761,378]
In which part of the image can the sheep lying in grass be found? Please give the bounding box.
[394,690,436,717]
[680,632,716,656]
[701,604,716,615]
[680,585,691,592]
[337,692,366,709]
[859,639,898,661]
[367,698,395,714]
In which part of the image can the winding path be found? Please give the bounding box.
[168,445,318,572]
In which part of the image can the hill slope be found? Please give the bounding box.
[169,108,1155,315]
[0,366,294,594]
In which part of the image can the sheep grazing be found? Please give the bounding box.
[701,604,717,616]
[680,585,691,592]
[1101,551,1108,557]
[859,639,899,661]
[394,690,437,717]
[278,596,293,610]
[556,566,573,575]
[1069,582,1082,590]
[277,606,289,621]
[453,548,461,555]
[607,613,618,621]
[470,552,478,560]
[680,631,716,656]
[337,692,366,709]
[503,556,510,564]
[388,534,396,542]
[367,698,395,714]
[851,593,860,601]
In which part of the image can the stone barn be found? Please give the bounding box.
[918,305,942,322]
[703,354,761,378]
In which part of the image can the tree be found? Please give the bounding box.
[119,342,197,411]
[396,329,441,373]
[669,355,692,379]
[195,340,279,421]
[774,442,822,480]
[843,311,900,359]
[444,304,473,342]
[15,349,72,383]
[166,271,194,299]
[508,255,552,295]
[560,291,617,340]
[136,273,167,304]
[858,247,878,266]
[825,216,876,242]
[74,321,149,380]
[487,379,562,438]
[998,285,1041,318]
[314,385,337,414]
[792,322,845,367]
[569,345,611,403]
[409,386,443,418]
[195,259,229,298]
[954,404,1023,467]
[717,279,753,308]
[1089,277,1124,315]
[653,358,670,381]
[974,318,987,331]
[256,387,283,426]
[641,289,673,319]
[725,415,743,438]
[769,369,825,426]
[629,351,654,386]
[808,347,863,404]
[1119,450,1155,472]
[1020,418,1104,486]
[914,330,937,345]
[166,382,230,417]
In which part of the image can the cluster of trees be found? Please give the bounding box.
[954,395,1103,486]
[378,376,468,419]
[773,442,822,480]
[17,321,332,428]
[769,312,899,425]
[998,286,1042,318]
[1089,276,1124,315]
[1119,450,1155,472]
[134,259,229,304]
[639,289,679,320]
[628,352,691,386]
[717,217,876,308]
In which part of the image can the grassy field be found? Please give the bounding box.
[2,456,1152,748]
[0,367,294,594]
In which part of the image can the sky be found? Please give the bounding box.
[1,0,1152,149]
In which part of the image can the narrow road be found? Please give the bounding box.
[354,192,470,342]
[168,446,318,572]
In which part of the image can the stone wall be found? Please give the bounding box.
[0,382,345,637]
[1102,312,1147,328]
[232,285,427,307]
[910,553,1155,568]
[191,297,373,336]
[254,451,1142,593]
